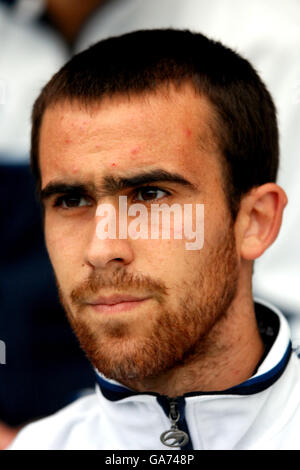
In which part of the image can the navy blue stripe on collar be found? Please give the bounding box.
[95,341,292,401]
[95,374,154,401]
[224,340,292,395]
[185,340,292,398]
[229,341,292,395]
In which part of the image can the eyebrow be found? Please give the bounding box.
[40,183,90,202]
[103,169,196,193]
[40,169,196,202]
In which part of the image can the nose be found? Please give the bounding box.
[84,209,134,270]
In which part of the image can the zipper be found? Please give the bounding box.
[159,397,191,449]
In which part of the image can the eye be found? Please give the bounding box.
[133,186,170,202]
[54,194,92,209]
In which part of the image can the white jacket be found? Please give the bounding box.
[8,301,300,450]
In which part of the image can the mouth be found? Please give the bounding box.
[87,294,151,314]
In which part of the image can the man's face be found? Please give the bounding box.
[40,85,240,385]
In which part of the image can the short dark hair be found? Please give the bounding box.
[31,28,279,217]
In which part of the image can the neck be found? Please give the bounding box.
[122,291,264,397]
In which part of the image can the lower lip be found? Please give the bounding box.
[90,298,149,314]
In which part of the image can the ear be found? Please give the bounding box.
[235,183,288,260]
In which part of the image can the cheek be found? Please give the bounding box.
[45,216,84,282]
[45,230,67,278]
[136,238,198,281]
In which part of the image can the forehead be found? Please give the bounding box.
[39,85,222,189]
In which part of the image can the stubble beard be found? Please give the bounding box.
[58,226,239,386]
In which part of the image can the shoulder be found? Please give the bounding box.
[7,391,100,450]
[259,352,300,449]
